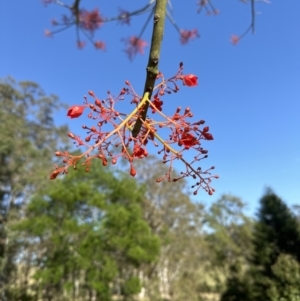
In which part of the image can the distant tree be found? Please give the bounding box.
[13,162,160,301]
[253,189,300,264]
[0,78,68,300]
[220,263,253,301]
[204,195,253,293]
[124,156,208,301]
[251,189,300,301]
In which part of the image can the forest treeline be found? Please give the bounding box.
[1,78,300,301]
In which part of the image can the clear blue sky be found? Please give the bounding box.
[1,0,299,215]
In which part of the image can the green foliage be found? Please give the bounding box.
[267,254,300,301]
[14,163,160,300]
[122,276,142,296]
[220,263,254,301]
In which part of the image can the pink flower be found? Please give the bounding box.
[77,40,86,49]
[67,105,85,118]
[182,74,198,87]
[231,35,240,45]
[180,29,199,45]
[94,41,106,50]
[79,8,103,33]
[123,36,148,60]
[44,29,53,37]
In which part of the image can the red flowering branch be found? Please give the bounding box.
[42,0,268,50]
[50,64,218,195]
[42,0,201,51]
[43,0,156,50]
[49,0,219,196]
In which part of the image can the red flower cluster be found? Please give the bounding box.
[51,63,218,196]
[79,8,103,33]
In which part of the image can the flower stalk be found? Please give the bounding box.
[132,0,168,137]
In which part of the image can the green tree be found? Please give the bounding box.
[14,163,160,301]
[221,191,300,301]
[0,78,68,300]
[251,190,300,301]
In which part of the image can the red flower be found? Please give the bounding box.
[132,145,147,158]
[183,74,198,87]
[67,105,85,119]
[150,96,163,113]
[180,132,199,148]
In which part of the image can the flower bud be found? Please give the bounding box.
[67,105,85,119]
[130,166,136,177]
[182,74,198,87]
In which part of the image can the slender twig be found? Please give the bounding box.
[238,0,256,40]
[137,9,155,40]
[251,0,255,34]
[103,0,156,23]
[166,10,181,34]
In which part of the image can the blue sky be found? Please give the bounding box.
[1,0,299,215]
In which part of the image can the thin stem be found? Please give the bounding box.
[166,10,181,34]
[251,0,255,34]
[137,9,155,40]
[103,0,156,23]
